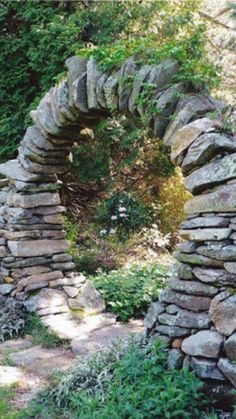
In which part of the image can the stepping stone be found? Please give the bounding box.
[0,337,33,354]
[41,312,117,340]
[0,365,25,386]
[71,320,144,354]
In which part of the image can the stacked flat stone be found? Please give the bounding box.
[0,55,236,386]
[145,100,236,388]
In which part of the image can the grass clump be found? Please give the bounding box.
[0,385,19,419]
[24,314,66,349]
[91,264,170,321]
[19,339,213,419]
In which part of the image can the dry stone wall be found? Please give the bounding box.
[0,55,236,386]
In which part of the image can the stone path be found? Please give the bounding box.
[0,319,143,410]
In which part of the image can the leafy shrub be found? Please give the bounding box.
[20,339,213,419]
[158,168,192,240]
[0,298,26,341]
[91,264,170,321]
[24,314,66,348]
[96,192,152,240]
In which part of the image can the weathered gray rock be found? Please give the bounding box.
[37,304,69,316]
[170,117,217,163]
[174,262,193,279]
[2,256,52,269]
[41,312,116,340]
[177,241,197,254]
[167,278,218,296]
[182,133,236,174]
[0,159,56,183]
[137,59,179,118]
[52,253,72,263]
[51,262,76,271]
[14,181,60,193]
[128,65,152,114]
[8,239,69,257]
[18,154,66,175]
[7,190,60,209]
[72,72,88,113]
[174,252,223,267]
[182,331,223,358]
[181,216,229,229]
[33,205,65,215]
[0,246,8,257]
[158,310,211,329]
[185,153,236,195]
[210,291,236,336]
[153,82,187,138]
[43,214,64,224]
[96,73,108,108]
[163,95,218,146]
[63,286,79,298]
[193,267,236,286]
[160,289,212,312]
[11,266,51,279]
[65,55,87,90]
[103,71,119,111]
[30,97,66,138]
[67,280,105,314]
[118,57,137,111]
[197,243,236,261]
[166,304,182,314]
[185,184,236,215]
[54,80,78,123]
[25,282,48,293]
[0,284,15,295]
[87,58,103,110]
[179,228,231,242]
[167,349,184,369]
[143,302,165,329]
[24,288,67,312]
[191,358,225,380]
[155,324,190,337]
[25,126,67,152]
[218,358,236,386]
[224,262,236,274]
[18,270,63,288]
[49,274,85,288]
[19,142,67,165]
[225,333,236,361]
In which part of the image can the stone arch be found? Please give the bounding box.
[0,55,236,386]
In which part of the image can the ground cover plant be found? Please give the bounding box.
[91,264,170,321]
[24,314,67,349]
[16,339,219,419]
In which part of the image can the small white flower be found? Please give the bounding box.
[111,215,118,220]
[120,213,128,218]
[110,228,117,234]
[118,207,127,212]
[100,229,107,235]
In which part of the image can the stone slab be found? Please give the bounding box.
[8,239,69,257]
[185,184,236,215]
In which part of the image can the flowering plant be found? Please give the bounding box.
[96,192,151,240]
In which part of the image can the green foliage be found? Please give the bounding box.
[83,3,219,90]
[19,339,213,419]
[0,0,219,164]
[24,314,66,348]
[0,0,162,162]
[64,216,80,253]
[0,385,19,419]
[96,192,152,240]
[91,264,170,321]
